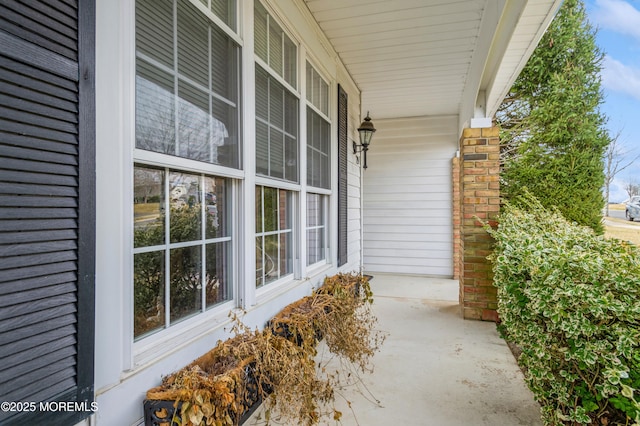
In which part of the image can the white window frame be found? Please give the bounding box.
[253,1,304,301]
[304,60,332,270]
[128,0,245,365]
[255,184,298,288]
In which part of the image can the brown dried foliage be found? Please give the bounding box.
[146,273,384,426]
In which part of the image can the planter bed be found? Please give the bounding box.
[143,273,377,426]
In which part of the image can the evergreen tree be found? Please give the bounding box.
[497,0,609,233]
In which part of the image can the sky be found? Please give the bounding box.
[584,0,640,202]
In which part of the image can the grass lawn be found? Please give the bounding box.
[604,217,640,246]
[608,203,625,211]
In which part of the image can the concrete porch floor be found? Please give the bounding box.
[247,273,542,425]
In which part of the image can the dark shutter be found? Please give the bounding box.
[0,1,95,425]
[337,85,348,266]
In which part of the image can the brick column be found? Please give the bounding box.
[459,127,500,321]
[452,155,462,277]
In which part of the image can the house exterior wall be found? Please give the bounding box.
[93,0,363,424]
[362,116,458,277]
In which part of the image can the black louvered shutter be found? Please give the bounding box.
[0,1,95,425]
[337,85,348,266]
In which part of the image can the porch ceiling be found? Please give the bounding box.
[303,0,561,127]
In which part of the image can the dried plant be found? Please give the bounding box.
[146,273,385,426]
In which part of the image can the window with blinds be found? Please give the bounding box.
[306,63,330,190]
[135,0,241,169]
[306,193,327,266]
[305,63,330,266]
[255,66,299,182]
[133,0,239,341]
[306,62,328,115]
[254,1,297,89]
[254,2,299,183]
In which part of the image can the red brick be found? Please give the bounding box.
[481,309,499,322]
[463,308,483,320]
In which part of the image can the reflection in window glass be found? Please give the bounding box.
[133,251,165,338]
[169,245,202,323]
[134,166,165,248]
[204,176,227,239]
[307,108,330,189]
[255,66,299,182]
[205,241,230,308]
[135,0,240,168]
[169,172,201,243]
[133,165,233,340]
[255,186,293,287]
[306,193,327,265]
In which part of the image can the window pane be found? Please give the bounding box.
[280,231,292,275]
[268,20,283,77]
[177,80,211,161]
[306,108,330,189]
[170,245,202,323]
[255,67,269,120]
[134,166,165,248]
[134,251,165,339]
[306,193,326,265]
[136,0,173,68]
[205,241,231,308]
[211,0,236,30]
[254,1,297,88]
[269,81,284,128]
[256,236,264,288]
[307,193,320,227]
[280,189,292,229]
[255,186,263,233]
[269,128,284,179]
[256,121,269,176]
[283,35,297,88]
[306,228,324,265]
[264,234,279,285]
[211,26,238,103]
[254,1,268,63]
[306,64,312,103]
[211,97,238,168]
[178,1,209,87]
[256,187,294,286]
[169,172,201,243]
[136,62,176,155]
[263,186,278,232]
[305,62,328,115]
[136,0,241,169]
[284,90,298,136]
[204,176,228,239]
[255,66,298,182]
[133,167,235,339]
[285,135,297,182]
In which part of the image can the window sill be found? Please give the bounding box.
[305,262,332,289]
[132,300,235,370]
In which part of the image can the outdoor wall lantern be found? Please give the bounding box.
[354,112,376,169]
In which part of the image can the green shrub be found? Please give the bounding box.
[488,195,640,425]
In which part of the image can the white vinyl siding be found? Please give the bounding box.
[363,116,457,276]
